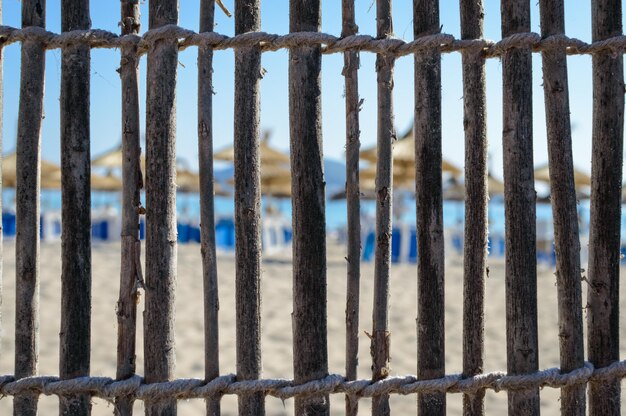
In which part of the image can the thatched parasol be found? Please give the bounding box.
[92,145,146,170]
[37,169,123,191]
[358,163,417,190]
[3,152,62,188]
[214,130,290,166]
[443,175,505,201]
[90,172,123,192]
[177,168,229,196]
[227,164,292,198]
[220,131,292,197]
[359,128,462,177]
[534,163,591,188]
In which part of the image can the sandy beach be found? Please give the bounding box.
[0,239,624,415]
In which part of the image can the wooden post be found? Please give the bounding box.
[371,1,394,415]
[288,1,329,415]
[116,1,141,415]
[342,1,361,415]
[198,1,221,415]
[234,0,264,414]
[501,0,539,414]
[587,0,624,414]
[15,1,45,414]
[144,0,178,415]
[459,0,487,414]
[60,1,92,415]
[538,1,586,415]
[414,1,445,415]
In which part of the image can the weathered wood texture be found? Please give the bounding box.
[414,1,445,415]
[371,1,394,415]
[459,0,487,414]
[342,1,361,415]
[60,1,92,415]
[14,1,45,415]
[198,1,221,415]
[144,1,178,415]
[289,1,329,415]
[234,0,264,414]
[116,1,142,415]
[501,0,540,414]
[538,1,586,415]
[587,0,624,414]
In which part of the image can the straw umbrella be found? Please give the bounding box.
[534,163,591,201]
[92,144,146,170]
[227,164,292,198]
[359,128,462,177]
[90,172,123,192]
[534,163,591,188]
[218,130,292,198]
[177,168,229,196]
[3,151,62,188]
[36,169,124,192]
[93,147,227,195]
[214,130,290,166]
[359,163,418,190]
[357,154,462,192]
[443,175,505,200]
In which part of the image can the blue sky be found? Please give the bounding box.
[0,0,619,180]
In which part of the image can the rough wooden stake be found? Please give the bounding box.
[116,1,142,415]
[342,1,361,415]
[371,1,394,415]
[501,0,540,414]
[538,1,586,415]
[60,1,92,415]
[234,0,264,414]
[289,1,329,415]
[198,1,221,415]
[15,1,45,414]
[414,1,446,415]
[587,0,624,414]
[144,0,178,415]
[460,0,487,414]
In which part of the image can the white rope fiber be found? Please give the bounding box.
[0,360,624,401]
[0,24,625,57]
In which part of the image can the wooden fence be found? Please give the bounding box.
[0,0,625,415]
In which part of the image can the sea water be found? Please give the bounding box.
[3,189,602,236]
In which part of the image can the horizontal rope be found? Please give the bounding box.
[0,24,625,58]
[0,360,624,401]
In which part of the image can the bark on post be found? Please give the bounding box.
[587,0,624,414]
[116,1,141,415]
[459,0,487,414]
[501,0,540,414]
[144,0,179,415]
[60,1,92,415]
[198,1,221,415]
[371,1,394,415]
[234,0,264,414]
[538,1,586,414]
[414,1,445,415]
[15,1,45,414]
[342,1,361,415]
[288,1,329,415]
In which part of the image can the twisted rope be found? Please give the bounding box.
[0,24,625,57]
[0,360,624,401]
